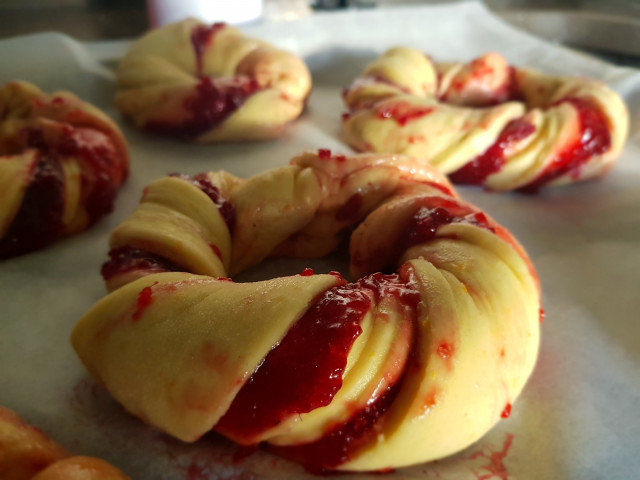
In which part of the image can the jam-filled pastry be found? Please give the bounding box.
[0,81,129,258]
[342,48,628,191]
[73,150,540,472]
[115,18,312,142]
[0,406,130,479]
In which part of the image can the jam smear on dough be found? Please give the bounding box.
[449,118,535,185]
[190,23,226,77]
[145,76,261,141]
[519,97,611,193]
[101,246,185,281]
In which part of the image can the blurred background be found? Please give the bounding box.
[0,0,639,65]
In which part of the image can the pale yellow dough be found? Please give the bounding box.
[115,19,311,142]
[73,151,540,471]
[342,47,628,190]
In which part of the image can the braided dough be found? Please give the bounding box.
[342,48,628,191]
[115,19,312,142]
[0,406,130,480]
[72,151,540,471]
[0,81,129,258]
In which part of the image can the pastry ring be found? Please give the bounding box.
[115,19,312,142]
[342,48,628,191]
[0,81,129,258]
[73,151,540,471]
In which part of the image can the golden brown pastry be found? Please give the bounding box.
[0,81,129,258]
[342,48,628,191]
[115,18,312,142]
[0,406,130,480]
[73,151,540,472]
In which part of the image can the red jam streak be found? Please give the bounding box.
[539,307,545,323]
[335,193,364,223]
[132,284,155,321]
[376,101,434,126]
[317,148,346,162]
[0,156,65,258]
[171,172,236,231]
[101,246,184,281]
[300,268,314,276]
[450,119,535,185]
[145,76,261,140]
[519,97,611,193]
[190,23,226,77]
[215,276,368,442]
[500,403,512,419]
[437,342,454,359]
[269,273,420,472]
[468,433,514,480]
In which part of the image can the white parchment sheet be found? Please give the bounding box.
[1,2,639,479]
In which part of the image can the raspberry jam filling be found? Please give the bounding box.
[145,76,261,140]
[215,276,370,443]
[170,172,236,231]
[0,156,65,258]
[190,23,226,77]
[450,118,536,185]
[101,246,185,282]
[519,97,611,192]
[270,273,420,471]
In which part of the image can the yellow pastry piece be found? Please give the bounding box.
[115,18,311,142]
[0,406,130,480]
[0,80,129,258]
[342,47,628,191]
[74,151,540,472]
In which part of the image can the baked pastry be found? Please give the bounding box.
[342,48,628,191]
[0,406,130,479]
[115,19,312,142]
[0,81,129,258]
[72,151,540,471]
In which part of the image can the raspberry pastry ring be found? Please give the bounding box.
[72,151,540,471]
[115,19,312,142]
[0,81,129,258]
[342,47,628,191]
[0,406,130,479]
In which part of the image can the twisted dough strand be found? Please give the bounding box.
[115,19,311,142]
[342,47,628,191]
[73,151,540,471]
[0,81,129,258]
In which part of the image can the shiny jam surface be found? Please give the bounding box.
[101,246,184,281]
[217,273,420,469]
[171,172,236,230]
[145,76,261,140]
[519,97,611,192]
[0,156,65,258]
[450,118,535,185]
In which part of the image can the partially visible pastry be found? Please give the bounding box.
[342,48,628,191]
[0,406,130,480]
[115,19,312,142]
[0,81,129,258]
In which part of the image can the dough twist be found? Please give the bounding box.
[0,81,129,258]
[0,406,130,480]
[342,48,628,191]
[115,19,312,142]
[73,151,540,471]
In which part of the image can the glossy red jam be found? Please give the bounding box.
[519,97,611,192]
[0,156,65,258]
[376,101,434,126]
[101,246,184,282]
[145,76,261,140]
[132,285,155,321]
[500,403,512,419]
[171,172,236,231]
[190,23,226,76]
[450,119,535,185]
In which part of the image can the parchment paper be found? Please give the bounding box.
[1,2,639,479]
